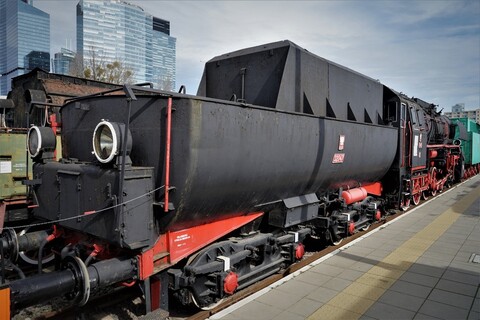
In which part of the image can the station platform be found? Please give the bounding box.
[210,176,480,320]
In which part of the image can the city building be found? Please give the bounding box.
[53,48,77,75]
[0,0,50,95]
[445,104,480,125]
[76,0,176,89]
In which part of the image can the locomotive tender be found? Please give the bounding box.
[0,41,472,315]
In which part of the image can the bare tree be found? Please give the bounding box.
[81,47,134,84]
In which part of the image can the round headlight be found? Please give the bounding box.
[92,121,119,163]
[27,126,56,159]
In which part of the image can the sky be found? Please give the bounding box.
[33,0,480,112]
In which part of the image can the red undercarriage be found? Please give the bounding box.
[138,212,264,280]
[409,144,461,205]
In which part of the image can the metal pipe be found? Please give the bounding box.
[9,257,136,311]
[164,97,172,212]
[10,269,76,310]
[17,230,49,253]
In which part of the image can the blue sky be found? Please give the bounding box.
[35,0,480,111]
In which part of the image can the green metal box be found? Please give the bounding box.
[0,131,30,200]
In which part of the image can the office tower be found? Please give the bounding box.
[77,0,176,89]
[53,48,77,75]
[0,0,50,95]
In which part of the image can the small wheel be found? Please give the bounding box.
[412,193,421,206]
[421,191,429,201]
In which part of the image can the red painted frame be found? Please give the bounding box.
[138,212,264,280]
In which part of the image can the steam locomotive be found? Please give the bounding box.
[0,41,475,316]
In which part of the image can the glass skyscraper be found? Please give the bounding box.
[77,0,176,90]
[53,48,77,75]
[0,0,50,95]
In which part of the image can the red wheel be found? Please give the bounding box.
[412,193,421,205]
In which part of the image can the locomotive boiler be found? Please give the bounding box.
[0,40,472,316]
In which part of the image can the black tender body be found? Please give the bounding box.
[33,41,397,247]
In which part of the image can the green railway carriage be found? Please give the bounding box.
[453,118,480,177]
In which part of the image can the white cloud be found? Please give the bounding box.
[34,0,480,110]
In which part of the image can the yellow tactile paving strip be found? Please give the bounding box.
[308,184,480,320]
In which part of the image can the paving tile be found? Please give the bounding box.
[468,311,480,320]
[256,288,302,310]
[447,261,480,274]
[365,249,394,261]
[463,240,480,247]
[442,269,480,285]
[423,244,460,256]
[327,292,375,314]
[368,264,405,280]
[295,270,333,286]
[356,237,381,249]
[472,298,480,313]
[364,301,416,320]
[323,255,358,268]
[307,303,361,320]
[341,246,375,257]
[453,251,475,261]
[389,280,433,298]
[288,297,324,318]
[276,277,319,297]
[274,310,306,320]
[399,271,439,287]
[309,263,343,277]
[432,240,466,251]
[439,232,471,241]
[435,279,478,297]
[218,313,245,320]
[427,288,474,310]
[343,282,386,300]
[418,299,469,320]
[321,277,352,292]
[337,268,364,281]
[413,313,443,320]
[306,286,339,303]
[415,256,450,269]
[358,272,397,291]
[408,264,446,278]
[356,258,382,270]
[378,290,425,312]
[358,315,378,320]
[421,251,454,263]
[229,300,283,320]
